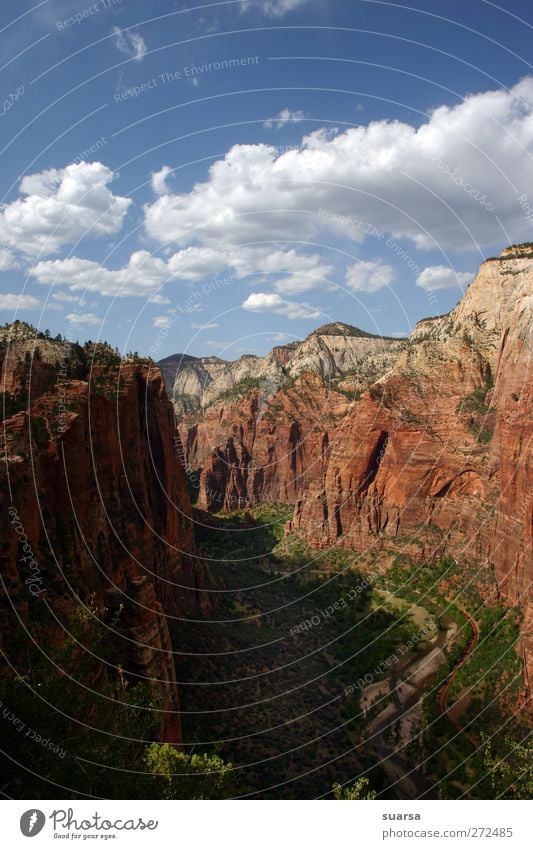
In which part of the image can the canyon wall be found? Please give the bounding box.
[175,246,532,695]
[0,325,207,744]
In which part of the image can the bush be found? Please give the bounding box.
[146,744,237,799]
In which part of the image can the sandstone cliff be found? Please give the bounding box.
[164,321,404,417]
[293,245,532,694]
[0,323,207,745]
[174,246,532,696]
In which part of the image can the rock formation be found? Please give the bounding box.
[172,245,532,696]
[164,321,404,417]
[0,323,207,745]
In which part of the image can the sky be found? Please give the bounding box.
[0,0,532,360]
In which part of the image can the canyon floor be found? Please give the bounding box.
[172,503,526,799]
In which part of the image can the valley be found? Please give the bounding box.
[172,504,526,799]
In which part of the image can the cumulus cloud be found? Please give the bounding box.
[264,108,306,130]
[30,250,183,297]
[0,293,40,310]
[416,266,474,291]
[30,243,330,299]
[151,166,173,196]
[65,312,101,325]
[112,27,147,62]
[44,245,225,295]
[345,260,395,293]
[148,293,171,304]
[144,77,533,254]
[242,292,320,319]
[0,162,131,258]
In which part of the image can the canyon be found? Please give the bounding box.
[0,242,530,798]
[171,244,532,700]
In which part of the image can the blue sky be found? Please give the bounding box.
[1,0,532,359]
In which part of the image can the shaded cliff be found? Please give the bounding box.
[0,323,207,745]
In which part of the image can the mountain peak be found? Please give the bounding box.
[308,321,377,339]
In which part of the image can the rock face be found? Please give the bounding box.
[185,373,351,511]
[0,324,207,745]
[163,322,404,417]
[174,246,532,698]
[294,246,532,694]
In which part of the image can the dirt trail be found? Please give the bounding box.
[360,600,479,798]
[436,604,479,747]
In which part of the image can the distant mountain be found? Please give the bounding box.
[160,321,405,416]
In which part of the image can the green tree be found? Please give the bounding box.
[146,744,238,799]
[482,736,533,799]
[332,777,377,799]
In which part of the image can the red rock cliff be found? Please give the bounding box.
[294,246,532,694]
[0,326,207,745]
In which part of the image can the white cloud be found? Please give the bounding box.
[53,244,227,294]
[0,293,40,310]
[65,312,101,325]
[31,251,177,297]
[148,293,171,304]
[151,166,172,196]
[242,292,320,319]
[241,0,312,16]
[153,316,172,329]
[144,78,533,253]
[345,260,395,293]
[264,108,306,130]
[30,243,330,299]
[416,265,474,291]
[191,322,220,329]
[0,162,131,258]
[112,27,147,62]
